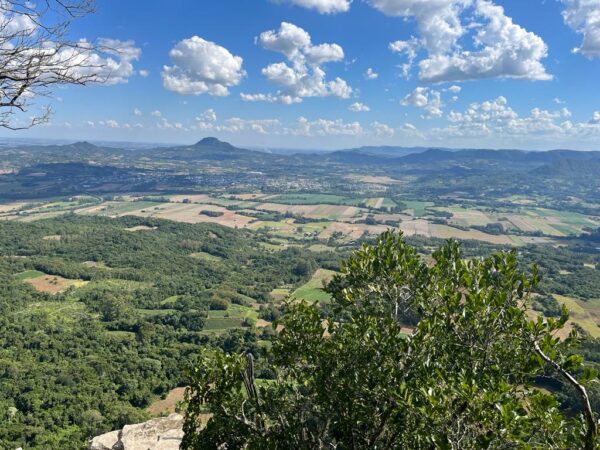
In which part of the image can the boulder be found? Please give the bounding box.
[88,414,184,450]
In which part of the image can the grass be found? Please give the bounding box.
[208,304,258,321]
[291,269,336,303]
[270,288,290,300]
[203,317,244,330]
[308,244,336,252]
[17,300,88,324]
[381,198,397,209]
[554,295,600,338]
[403,201,434,217]
[161,295,179,305]
[189,251,222,262]
[265,194,353,205]
[14,270,45,280]
[97,201,163,216]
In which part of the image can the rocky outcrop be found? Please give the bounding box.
[88,414,184,450]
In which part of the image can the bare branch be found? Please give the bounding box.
[534,341,597,450]
[0,0,105,129]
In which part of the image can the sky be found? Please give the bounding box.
[3,0,600,150]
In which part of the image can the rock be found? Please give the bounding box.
[88,430,120,450]
[88,414,184,450]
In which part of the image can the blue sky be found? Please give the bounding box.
[4,0,600,150]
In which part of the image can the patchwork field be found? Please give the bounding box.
[0,193,598,249]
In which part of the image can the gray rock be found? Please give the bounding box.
[88,430,120,450]
[88,414,184,450]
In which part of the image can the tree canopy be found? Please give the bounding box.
[183,231,598,449]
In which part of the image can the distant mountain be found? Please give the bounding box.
[146,137,266,161]
[532,158,600,178]
[194,137,238,151]
[395,148,600,167]
[344,145,429,158]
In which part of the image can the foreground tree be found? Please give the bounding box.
[183,232,598,449]
[0,0,104,129]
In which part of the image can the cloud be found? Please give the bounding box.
[371,121,395,136]
[274,0,351,13]
[389,37,420,78]
[447,85,461,93]
[240,92,302,104]
[216,118,283,135]
[434,96,584,140]
[364,68,379,79]
[553,97,566,105]
[162,36,246,96]
[401,87,443,119]
[590,111,600,125]
[293,117,363,136]
[246,22,352,103]
[139,69,150,77]
[151,110,162,117]
[133,108,142,116]
[374,0,551,82]
[197,109,217,122]
[561,0,600,58]
[53,38,141,85]
[349,102,370,112]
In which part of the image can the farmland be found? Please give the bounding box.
[2,137,600,449]
[3,189,597,250]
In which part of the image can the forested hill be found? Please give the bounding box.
[0,215,339,449]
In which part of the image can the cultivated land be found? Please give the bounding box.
[3,192,595,247]
[3,138,600,448]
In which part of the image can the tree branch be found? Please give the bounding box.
[534,341,597,450]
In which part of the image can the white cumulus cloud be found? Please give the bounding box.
[561,0,600,58]
[349,102,370,112]
[245,22,352,104]
[364,68,379,79]
[162,36,246,96]
[374,0,551,82]
[401,87,443,119]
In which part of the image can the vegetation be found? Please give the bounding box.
[1,138,600,448]
[183,232,598,449]
[0,215,333,449]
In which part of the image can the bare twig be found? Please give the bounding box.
[0,0,102,129]
[534,341,597,450]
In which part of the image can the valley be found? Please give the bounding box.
[1,138,600,448]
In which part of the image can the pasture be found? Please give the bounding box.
[554,295,600,338]
[291,269,336,303]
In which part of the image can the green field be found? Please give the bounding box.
[404,201,434,217]
[265,193,362,206]
[189,251,222,262]
[292,269,336,303]
[14,270,45,280]
[203,317,245,330]
[95,201,163,216]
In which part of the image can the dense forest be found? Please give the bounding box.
[0,215,340,449]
